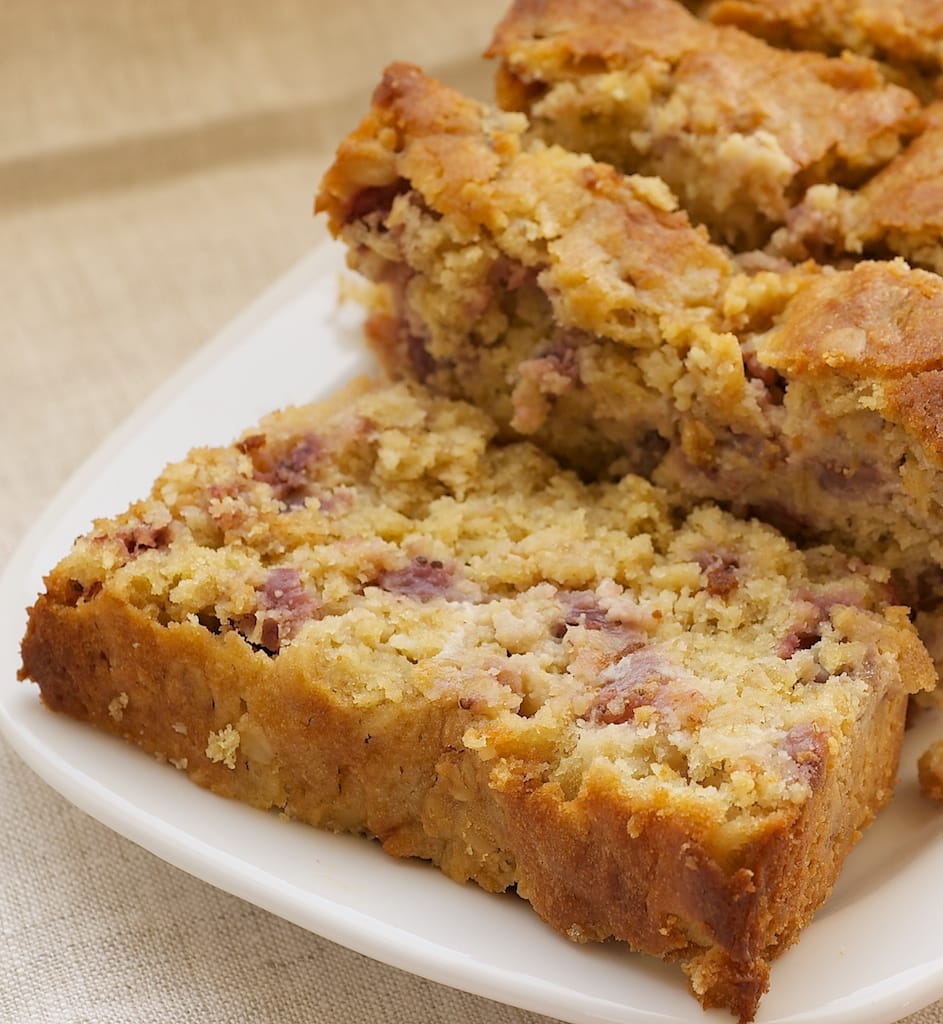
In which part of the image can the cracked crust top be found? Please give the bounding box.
[485,0,924,250]
[705,0,943,81]
[319,64,943,465]
[757,261,943,379]
[486,0,922,174]
[317,61,735,331]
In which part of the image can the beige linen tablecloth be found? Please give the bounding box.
[2,4,940,1022]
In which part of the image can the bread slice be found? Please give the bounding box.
[20,379,934,1022]
[317,63,943,668]
[485,0,922,248]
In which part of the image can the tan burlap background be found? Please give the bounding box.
[2,3,941,1021]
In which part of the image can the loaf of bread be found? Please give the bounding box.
[317,63,943,673]
[20,380,934,1022]
[485,0,922,248]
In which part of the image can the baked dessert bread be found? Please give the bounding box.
[19,379,935,1022]
[772,104,943,273]
[317,64,943,664]
[485,0,922,248]
[700,0,943,95]
[319,64,736,473]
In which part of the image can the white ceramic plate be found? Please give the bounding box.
[4,240,943,1024]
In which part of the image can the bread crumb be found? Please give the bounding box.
[172,722,188,735]
[107,692,129,722]
[918,740,943,800]
[169,757,189,771]
[206,725,240,769]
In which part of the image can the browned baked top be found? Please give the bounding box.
[320,64,943,460]
[487,0,922,180]
[317,61,734,327]
[764,103,943,271]
[849,107,943,241]
[884,369,943,459]
[757,261,943,378]
[705,0,943,77]
[317,62,503,236]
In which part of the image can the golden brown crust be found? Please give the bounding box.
[21,589,917,1024]
[489,0,919,143]
[856,138,943,237]
[317,61,737,323]
[883,370,943,460]
[486,0,922,246]
[769,103,943,272]
[317,62,501,236]
[19,594,486,865]
[756,260,943,379]
[317,61,731,312]
[487,669,907,1022]
[706,0,943,78]
[488,0,705,65]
